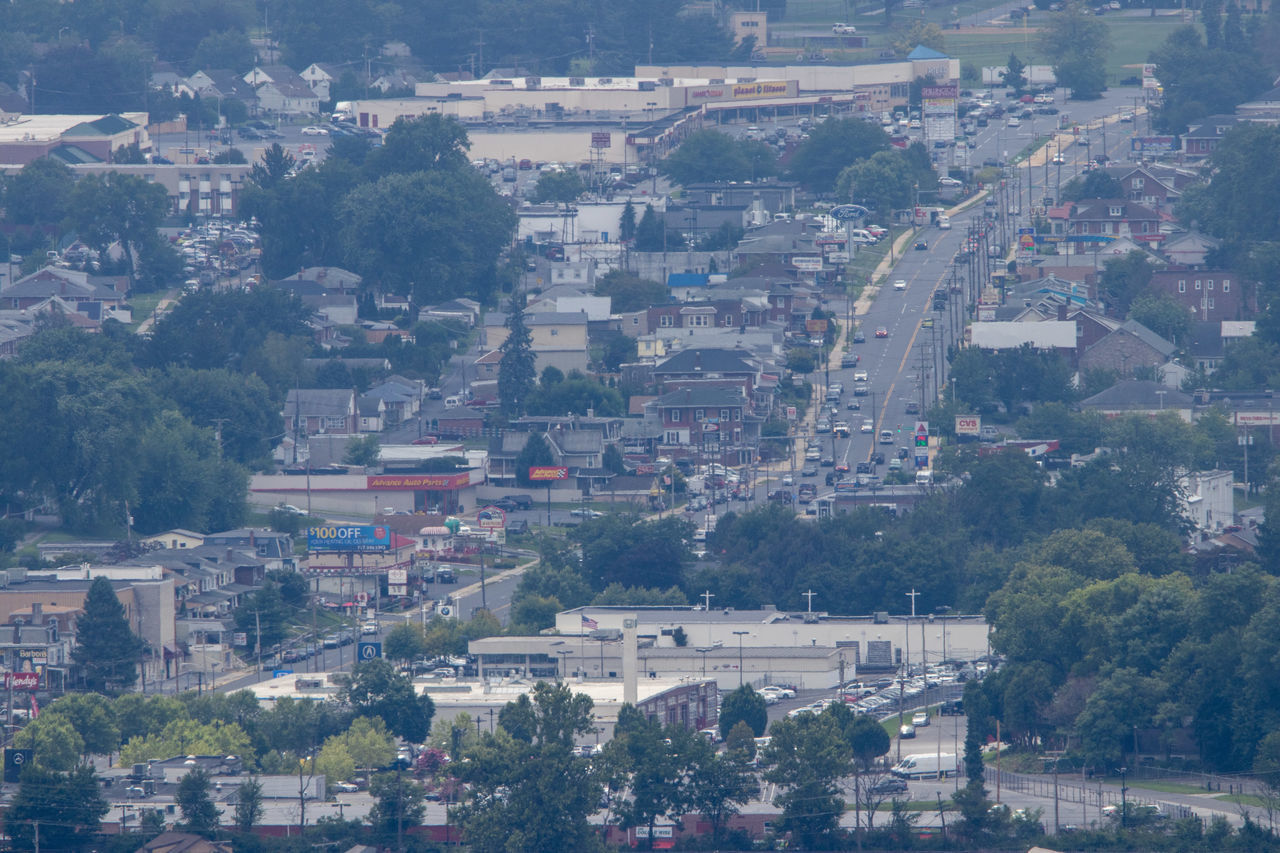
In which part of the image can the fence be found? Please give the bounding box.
[984,767,1197,825]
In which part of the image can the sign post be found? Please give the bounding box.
[529,467,569,526]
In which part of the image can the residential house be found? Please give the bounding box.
[1077,319,1176,378]
[364,376,424,424]
[141,530,207,551]
[1179,469,1234,534]
[527,285,611,321]
[472,349,502,384]
[278,266,362,293]
[1186,322,1227,374]
[0,312,34,357]
[1235,85,1280,117]
[1148,270,1249,322]
[255,79,320,115]
[482,313,509,348]
[420,298,481,327]
[299,62,344,100]
[283,389,359,436]
[645,386,759,465]
[527,311,590,375]
[651,348,761,395]
[150,61,186,91]
[1079,379,1194,419]
[0,267,127,311]
[1066,199,1163,245]
[1182,115,1242,159]
[182,70,259,113]
[1105,163,1191,209]
[361,321,414,345]
[1160,230,1220,268]
[358,395,386,432]
[372,69,422,93]
[201,529,295,572]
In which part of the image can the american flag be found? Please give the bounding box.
[582,614,599,630]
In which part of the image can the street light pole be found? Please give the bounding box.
[733,631,749,687]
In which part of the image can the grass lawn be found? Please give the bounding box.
[127,289,171,332]
[1215,793,1270,808]
[1098,778,1207,795]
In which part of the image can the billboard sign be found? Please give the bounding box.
[1130,136,1176,154]
[4,672,39,690]
[955,415,981,436]
[806,318,829,334]
[793,256,823,272]
[590,132,612,149]
[357,642,382,661]
[367,473,470,490]
[477,506,507,529]
[830,204,868,221]
[307,525,392,553]
[529,466,569,482]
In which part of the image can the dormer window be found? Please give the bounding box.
[1109,206,1123,217]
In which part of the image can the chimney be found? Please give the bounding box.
[31,603,42,625]
[1057,302,1067,322]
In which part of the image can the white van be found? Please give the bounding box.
[849,229,876,244]
[916,469,933,485]
[892,752,957,778]
[937,215,951,230]
[444,395,462,409]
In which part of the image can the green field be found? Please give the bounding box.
[766,1,1191,87]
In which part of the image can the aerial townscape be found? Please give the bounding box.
[3,0,1280,851]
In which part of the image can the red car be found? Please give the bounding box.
[875,327,889,338]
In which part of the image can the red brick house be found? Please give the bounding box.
[1148,269,1251,322]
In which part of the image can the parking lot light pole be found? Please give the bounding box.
[733,631,750,686]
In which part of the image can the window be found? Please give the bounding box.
[1131,177,1144,189]
[723,314,734,326]
[1209,298,1215,309]
[694,409,704,421]
[733,409,741,421]
[1207,279,1214,290]
[665,431,681,444]
[1178,280,1186,293]
[1195,280,1202,290]
[1109,206,1123,216]
[671,410,682,422]
[720,409,730,421]
[1223,280,1230,293]
[689,314,708,327]
[632,316,639,325]
[659,315,673,327]
[325,416,347,431]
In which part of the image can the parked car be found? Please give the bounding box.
[872,776,909,795]
[301,125,329,136]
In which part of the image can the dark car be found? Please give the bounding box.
[852,330,866,344]
[801,464,819,477]
[872,776,909,795]
[871,451,885,465]
[856,461,873,474]
[914,240,928,250]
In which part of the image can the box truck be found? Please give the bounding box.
[891,753,958,778]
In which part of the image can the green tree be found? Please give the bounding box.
[531,169,587,203]
[72,576,144,692]
[248,143,298,191]
[368,771,427,843]
[132,409,249,534]
[836,149,915,220]
[1060,169,1124,203]
[604,708,696,848]
[594,270,668,312]
[1038,2,1110,99]
[176,768,220,837]
[3,157,75,229]
[34,694,119,758]
[659,130,776,186]
[7,765,108,852]
[1150,26,1270,133]
[345,716,397,778]
[339,168,515,303]
[634,204,665,252]
[514,433,555,488]
[574,514,693,591]
[1003,52,1028,94]
[499,305,537,419]
[384,622,427,662]
[454,682,601,852]
[343,434,381,466]
[761,711,854,849]
[192,29,255,74]
[619,201,638,243]
[1129,294,1192,346]
[686,736,759,845]
[891,19,946,54]
[1097,250,1155,316]
[364,114,472,178]
[120,718,253,766]
[719,685,768,738]
[787,118,891,192]
[13,714,85,771]
[316,737,356,785]
[233,777,263,833]
[342,658,435,743]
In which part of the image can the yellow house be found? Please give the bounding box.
[141,529,206,550]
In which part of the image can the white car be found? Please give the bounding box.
[761,685,796,700]
[893,279,907,291]
[853,369,869,381]
[938,177,963,188]
[300,125,329,136]
[861,419,875,433]
[569,508,604,519]
[912,712,930,727]
[832,22,857,33]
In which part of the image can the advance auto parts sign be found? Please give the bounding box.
[307,525,391,553]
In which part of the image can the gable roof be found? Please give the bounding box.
[284,388,356,417]
[1114,319,1176,358]
[653,348,756,375]
[1080,379,1192,410]
[907,45,949,60]
[63,114,138,136]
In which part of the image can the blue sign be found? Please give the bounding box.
[273,669,293,678]
[357,642,382,661]
[1017,226,1035,236]
[831,204,869,221]
[307,524,392,552]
